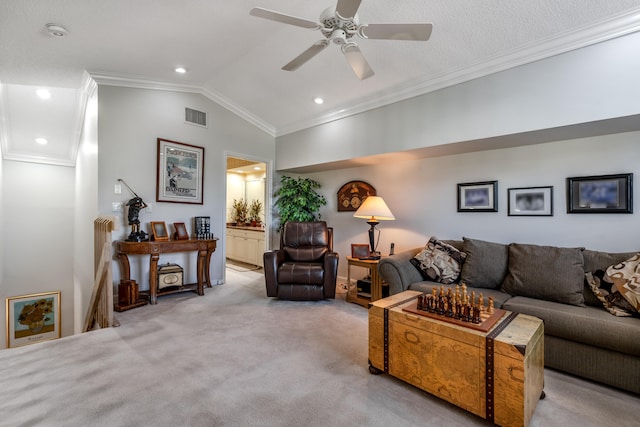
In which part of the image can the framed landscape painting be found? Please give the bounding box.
[6,291,61,348]
[156,138,204,204]
[567,173,632,213]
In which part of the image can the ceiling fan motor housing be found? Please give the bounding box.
[320,6,359,42]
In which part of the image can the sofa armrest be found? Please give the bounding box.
[263,249,286,297]
[378,247,423,295]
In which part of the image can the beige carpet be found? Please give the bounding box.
[0,267,638,426]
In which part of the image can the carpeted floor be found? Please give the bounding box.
[0,267,638,426]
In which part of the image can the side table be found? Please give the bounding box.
[345,256,386,307]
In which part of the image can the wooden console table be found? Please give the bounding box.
[116,239,218,304]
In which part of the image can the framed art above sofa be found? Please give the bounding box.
[566,173,632,213]
[457,181,498,212]
[508,186,553,216]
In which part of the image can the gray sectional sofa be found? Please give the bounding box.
[378,237,640,395]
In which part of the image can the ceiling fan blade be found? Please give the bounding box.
[282,40,329,71]
[342,44,374,80]
[361,23,433,41]
[336,0,363,19]
[250,7,319,29]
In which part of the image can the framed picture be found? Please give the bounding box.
[457,181,498,212]
[567,173,633,213]
[6,291,61,348]
[351,243,370,259]
[156,138,204,204]
[508,186,553,216]
[337,180,376,212]
[173,222,189,240]
[151,221,169,241]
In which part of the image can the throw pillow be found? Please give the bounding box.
[501,243,585,306]
[460,237,508,289]
[585,271,633,316]
[410,236,466,284]
[604,253,640,313]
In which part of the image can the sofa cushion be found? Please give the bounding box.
[502,296,640,357]
[501,243,585,306]
[460,237,508,289]
[585,272,634,317]
[605,253,640,313]
[582,249,638,306]
[410,237,466,284]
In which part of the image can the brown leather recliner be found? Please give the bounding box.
[264,221,339,300]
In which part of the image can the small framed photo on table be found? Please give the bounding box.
[457,181,498,212]
[173,222,189,240]
[351,244,370,259]
[508,186,553,216]
[6,291,61,348]
[567,173,633,213]
[151,221,169,241]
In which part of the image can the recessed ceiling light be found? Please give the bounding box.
[35,138,48,145]
[313,97,324,105]
[175,67,188,74]
[36,89,51,99]
[46,23,68,37]
[253,166,261,170]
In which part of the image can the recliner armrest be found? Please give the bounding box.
[323,251,339,298]
[264,250,286,297]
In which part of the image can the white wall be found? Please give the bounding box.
[1,161,75,348]
[303,133,640,279]
[97,86,275,288]
[73,84,99,333]
[276,31,640,171]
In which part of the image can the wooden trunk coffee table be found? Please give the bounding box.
[369,291,544,427]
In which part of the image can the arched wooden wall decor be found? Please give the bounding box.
[337,180,376,212]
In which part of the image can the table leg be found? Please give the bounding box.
[116,252,131,280]
[204,248,213,288]
[197,249,206,296]
[149,253,160,304]
[371,266,382,301]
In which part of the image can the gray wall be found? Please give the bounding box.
[97,86,275,288]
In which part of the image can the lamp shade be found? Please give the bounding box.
[353,196,395,221]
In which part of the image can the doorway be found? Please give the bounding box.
[225,155,269,272]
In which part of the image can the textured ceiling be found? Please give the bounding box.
[1,0,640,165]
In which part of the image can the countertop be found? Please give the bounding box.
[226,225,265,232]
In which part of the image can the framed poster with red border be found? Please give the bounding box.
[337,181,376,212]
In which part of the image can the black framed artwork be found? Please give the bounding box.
[457,181,498,212]
[508,186,553,216]
[566,173,633,213]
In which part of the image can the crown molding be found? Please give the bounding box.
[275,7,640,136]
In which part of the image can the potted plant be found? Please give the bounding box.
[231,198,248,225]
[273,176,327,231]
[249,199,263,227]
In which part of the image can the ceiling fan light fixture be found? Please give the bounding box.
[46,24,68,37]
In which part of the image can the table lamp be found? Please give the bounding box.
[353,196,395,259]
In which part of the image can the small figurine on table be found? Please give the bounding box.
[119,179,149,242]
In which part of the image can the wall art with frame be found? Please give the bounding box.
[508,186,553,216]
[567,173,633,213]
[156,138,204,204]
[173,222,189,240]
[457,181,498,212]
[6,291,61,348]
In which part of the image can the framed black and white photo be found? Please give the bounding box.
[156,138,204,205]
[567,173,633,213]
[508,186,553,216]
[457,181,498,212]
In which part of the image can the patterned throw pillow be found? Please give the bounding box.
[410,237,466,284]
[585,271,633,317]
[604,253,640,313]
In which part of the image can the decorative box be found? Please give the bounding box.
[157,263,183,289]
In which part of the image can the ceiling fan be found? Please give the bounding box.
[250,0,433,80]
